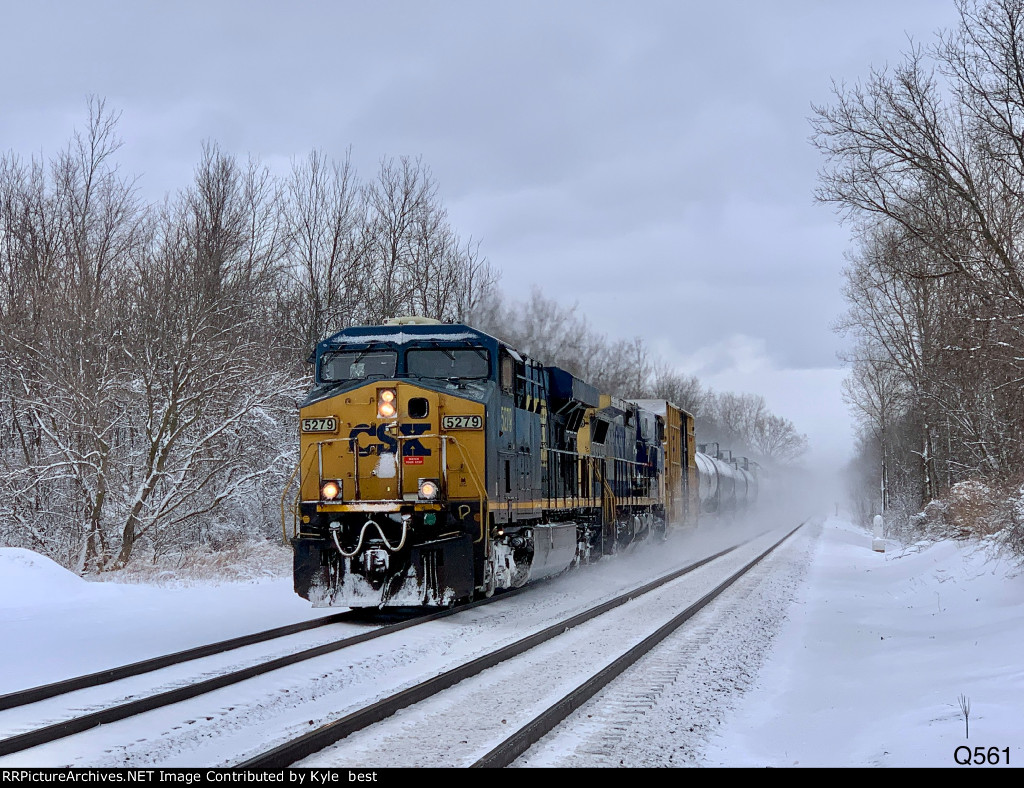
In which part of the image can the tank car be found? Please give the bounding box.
[694,443,759,513]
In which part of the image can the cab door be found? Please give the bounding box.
[497,350,518,523]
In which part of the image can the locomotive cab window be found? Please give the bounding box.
[500,353,515,393]
[320,350,397,383]
[406,347,490,380]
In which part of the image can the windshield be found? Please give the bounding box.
[406,347,490,380]
[320,349,397,383]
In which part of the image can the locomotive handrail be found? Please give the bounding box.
[442,435,488,547]
[303,432,488,546]
[592,461,617,532]
[544,447,587,509]
[281,444,318,542]
[280,464,298,544]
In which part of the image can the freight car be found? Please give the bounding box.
[284,318,757,608]
[695,443,760,514]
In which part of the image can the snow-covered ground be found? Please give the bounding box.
[1,513,1020,768]
[703,516,1024,768]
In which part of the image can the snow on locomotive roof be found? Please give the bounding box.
[632,398,694,419]
[632,399,667,416]
[325,331,482,346]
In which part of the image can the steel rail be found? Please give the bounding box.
[471,520,805,767]
[236,541,744,769]
[0,590,524,757]
[0,611,357,712]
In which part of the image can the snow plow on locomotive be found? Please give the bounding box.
[284,318,759,608]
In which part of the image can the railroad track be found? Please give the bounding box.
[0,611,357,711]
[0,524,798,767]
[0,593,519,758]
[238,523,802,768]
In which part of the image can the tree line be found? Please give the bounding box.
[472,287,808,465]
[815,0,1024,543]
[0,99,806,574]
[0,99,496,572]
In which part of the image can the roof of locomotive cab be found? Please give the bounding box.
[316,321,502,353]
[302,322,508,407]
[312,322,607,410]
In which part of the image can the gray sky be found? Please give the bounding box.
[0,0,964,469]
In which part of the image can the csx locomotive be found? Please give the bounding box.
[285,317,758,608]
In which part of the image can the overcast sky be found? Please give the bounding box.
[0,1,965,470]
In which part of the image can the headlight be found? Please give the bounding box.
[320,480,342,501]
[377,388,397,419]
[418,478,440,501]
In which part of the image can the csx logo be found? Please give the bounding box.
[349,423,432,457]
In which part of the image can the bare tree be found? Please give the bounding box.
[283,148,366,358]
[453,237,500,322]
[643,362,707,416]
[0,98,145,571]
[750,413,810,464]
[0,101,507,572]
[361,156,435,322]
[107,147,291,568]
[817,0,1024,535]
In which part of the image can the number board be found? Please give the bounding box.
[301,417,338,433]
[441,415,483,430]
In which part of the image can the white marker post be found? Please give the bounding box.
[872,514,885,552]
